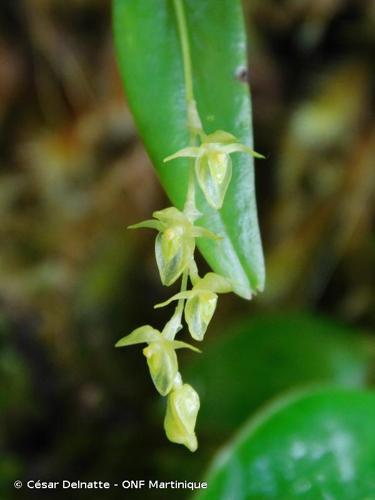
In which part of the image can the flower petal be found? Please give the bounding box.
[153,206,188,226]
[128,220,163,231]
[163,147,201,162]
[196,272,233,294]
[204,130,237,144]
[171,340,201,353]
[155,232,195,286]
[154,291,196,309]
[164,384,200,452]
[195,154,232,209]
[143,341,178,396]
[185,291,218,341]
[221,143,265,158]
[115,325,160,348]
[192,226,221,240]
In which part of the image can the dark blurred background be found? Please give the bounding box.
[0,0,374,499]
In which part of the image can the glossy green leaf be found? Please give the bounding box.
[186,313,373,432]
[196,388,375,500]
[113,0,265,299]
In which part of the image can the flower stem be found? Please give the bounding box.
[168,0,203,340]
[173,0,201,217]
[175,268,189,327]
[173,0,194,107]
[162,269,189,341]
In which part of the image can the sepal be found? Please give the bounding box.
[115,325,160,347]
[143,341,178,396]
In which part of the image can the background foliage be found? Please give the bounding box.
[0,0,374,499]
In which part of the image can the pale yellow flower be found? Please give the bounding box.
[155,272,232,341]
[164,130,264,209]
[164,380,200,452]
[129,207,218,286]
[115,325,199,396]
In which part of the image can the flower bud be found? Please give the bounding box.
[164,383,200,452]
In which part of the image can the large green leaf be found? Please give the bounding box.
[114,0,264,299]
[196,388,375,500]
[186,313,373,432]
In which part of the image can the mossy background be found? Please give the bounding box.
[0,0,374,499]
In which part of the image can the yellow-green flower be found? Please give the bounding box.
[129,207,218,286]
[164,130,264,209]
[155,273,232,341]
[164,380,200,452]
[115,325,199,396]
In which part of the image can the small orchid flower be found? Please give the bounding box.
[155,272,232,341]
[115,325,199,396]
[164,130,264,209]
[164,375,200,452]
[129,207,218,286]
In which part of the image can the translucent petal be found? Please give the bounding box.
[153,206,188,226]
[164,384,200,452]
[154,291,195,309]
[195,154,232,209]
[171,340,201,353]
[163,147,201,162]
[204,130,237,144]
[161,226,184,261]
[192,225,221,240]
[185,291,217,341]
[143,341,178,396]
[188,259,200,285]
[161,313,183,339]
[155,232,195,286]
[221,142,265,158]
[196,272,233,294]
[115,325,160,348]
[207,150,229,184]
[128,220,163,231]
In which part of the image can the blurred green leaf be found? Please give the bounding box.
[0,316,33,414]
[196,388,375,500]
[186,313,373,432]
[113,0,264,299]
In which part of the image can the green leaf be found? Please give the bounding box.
[113,0,265,299]
[186,313,374,433]
[196,388,375,500]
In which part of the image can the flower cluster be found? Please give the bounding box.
[116,204,231,451]
[115,324,200,451]
[116,129,262,451]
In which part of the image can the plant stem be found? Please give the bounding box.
[165,0,203,340]
[173,0,203,139]
[173,0,202,218]
[162,269,188,341]
[173,0,194,107]
[176,268,189,325]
